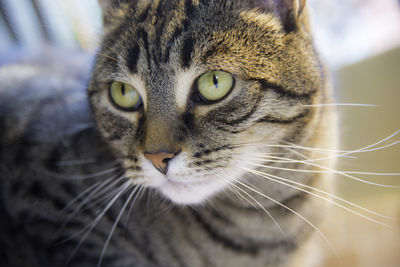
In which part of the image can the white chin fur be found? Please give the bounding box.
[158,179,227,205]
[137,152,244,205]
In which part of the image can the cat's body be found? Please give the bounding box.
[0,1,337,266]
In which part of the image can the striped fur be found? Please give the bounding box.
[0,1,336,266]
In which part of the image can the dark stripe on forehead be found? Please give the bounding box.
[152,0,166,63]
[126,43,140,73]
[155,0,165,17]
[137,4,151,22]
[164,17,190,63]
[185,0,195,18]
[163,26,183,63]
[137,28,151,66]
[154,20,167,63]
[181,36,194,69]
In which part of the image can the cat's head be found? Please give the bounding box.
[88,0,325,205]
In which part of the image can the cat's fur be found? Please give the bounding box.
[0,0,337,266]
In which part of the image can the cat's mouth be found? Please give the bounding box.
[123,150,251,205]
[124,154,227,204]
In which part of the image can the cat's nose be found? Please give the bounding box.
[144,150,181,175]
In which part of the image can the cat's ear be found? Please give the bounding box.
[250,0,307,32]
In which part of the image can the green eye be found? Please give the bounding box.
[197,71,234,102]
[110,82,142,110]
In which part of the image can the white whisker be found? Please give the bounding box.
[225,184,258,208]
[63,180,108,212]
[232,130,399,162]
[57,159,96,166]
[123,186,145,230]
[231,178,339,258]
[247,161,400,188]
[303,103,376,107]
[68,176,126,215]
[35,166,121,180]
[57,177,127,244]
[219,175,287,239]
[67,180,131,264]
[252,154,400,177]
[287,129,400,156]
[97,184,138,267]
[55,176,122,241]
[241,167,392,227]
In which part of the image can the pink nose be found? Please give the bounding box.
[144,151,178,174]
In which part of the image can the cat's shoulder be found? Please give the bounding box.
[0,50,93,145]
[0,50,110,172]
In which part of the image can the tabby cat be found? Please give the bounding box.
[0,0,337,266]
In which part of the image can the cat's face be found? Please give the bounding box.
[89,0,324,205]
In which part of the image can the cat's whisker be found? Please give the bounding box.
[234,149,355,161]
[285,140,400,163]
[231,130,400,160]
[63,178,112,213]
[255,139,400,159]
[223,180,262,210]
[67,180,132,264]
[286,129,400,155]
[58,178,127,244]
[65,122,95,135]
[286,147,358,162]
[223,185,256,208]
[56,158,96,166]
[98,184,139,267]
[231,178,339,258]
[247,152,350,167]
[218,174,266,212]
[246,159,400,188]
[286,146,356,161]
[240,167,393,226]
[250,153,400,177]
[123,186,145,230]
[35,165,121,180]
[69,176,126,213]
[152,193,175,218]
[218,174,287,239]
[303,103,377,107]
[288,148,312,160]
[54,179,112,242]
[56,176,126,242]
[248,154,304,164]
[96,52,119,63]
[86,181,131,211]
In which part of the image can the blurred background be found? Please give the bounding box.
[0,0,399,266]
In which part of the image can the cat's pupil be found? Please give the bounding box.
[121,84,126,95]
[213,74,219,88]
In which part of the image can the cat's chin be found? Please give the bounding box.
[158,178,227,205]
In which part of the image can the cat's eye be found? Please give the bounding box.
[196,71,234,102]
[109,81,142,111]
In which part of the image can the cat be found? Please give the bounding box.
[0,0,338,266]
